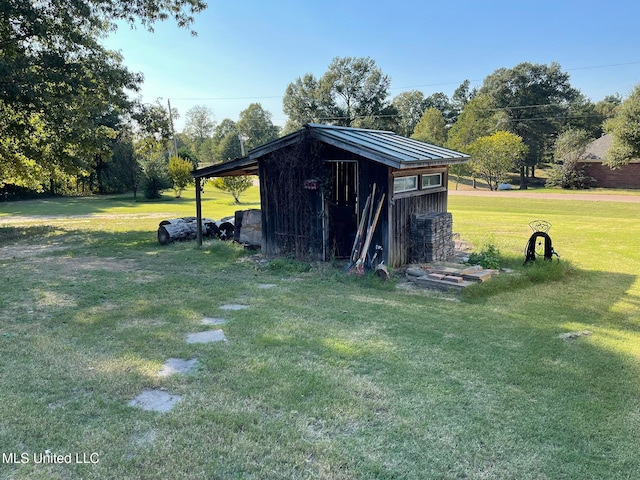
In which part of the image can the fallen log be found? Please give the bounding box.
[157,217,217,245]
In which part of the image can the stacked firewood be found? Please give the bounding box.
[410,212,455,263]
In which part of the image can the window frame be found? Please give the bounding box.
[421,172,442,190]
[393,175,418,194]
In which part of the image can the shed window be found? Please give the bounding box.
[421,173,442,190]
[393,176,418,193]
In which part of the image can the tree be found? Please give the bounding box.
[565,94,604,139]
[446,94,503,152]
[411,108,447,146]
[183,105,215,165]
[168,156,194,198]
[424,92,455,125]
[282,73,332,132]
[392,91,427,137]
[236,103,280,151]
[467,131,528,191]
[110,132,142,198]
[1,0,206,189]
[283,56,391,130]
[451,79,476,123]
[217,131,243,162]
[595,94,622,120]
[135,136,171,199]
[184,105,215,141]
[604,84,640,168]
[211,176,253,204]
[322,56,391,128]
[479,62,579,187]
[213,119,239,145]
[546,129,594,189]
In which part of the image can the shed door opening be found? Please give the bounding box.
[326,161,358,259]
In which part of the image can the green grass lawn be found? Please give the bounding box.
[0,191,639,479]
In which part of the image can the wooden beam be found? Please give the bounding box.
[195,177,202,247]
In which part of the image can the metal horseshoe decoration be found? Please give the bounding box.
[524,220,560,264]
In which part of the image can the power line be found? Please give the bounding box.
[169,60,640,103]
[566,61,640,71]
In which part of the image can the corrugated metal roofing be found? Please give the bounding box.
[307,124,469,168]
[192,123,469,178]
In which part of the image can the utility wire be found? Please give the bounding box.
[169,60,640,103]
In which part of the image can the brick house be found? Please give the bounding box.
[579,134,640,188]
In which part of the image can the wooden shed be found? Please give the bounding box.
[192,124,469,268]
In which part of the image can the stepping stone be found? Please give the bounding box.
[559,330,592,340]
[158,358,198,377]
[128,389,181,412]
[186,329,227,344]
[257,283,277,289]
[219,304,249,311]
[201,317,227,325]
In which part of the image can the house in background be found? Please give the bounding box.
[579,133,640,188]
[192,124,469,267]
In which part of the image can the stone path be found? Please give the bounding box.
[158,358,198,377]
[186,329,227,344]
[128,389,182,413]
[128,302,252,412]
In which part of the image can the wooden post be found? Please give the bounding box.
[195,177,203,246]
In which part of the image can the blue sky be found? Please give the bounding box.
[102,0,640,131]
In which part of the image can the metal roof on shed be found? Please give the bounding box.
[307,124,469,168]
[193,124,469,178]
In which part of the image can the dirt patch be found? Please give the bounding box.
[26,255,139,274]
[0,212,171,225]
[128,389,182,412]
[0,242,69,260]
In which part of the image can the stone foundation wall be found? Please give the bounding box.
[410,212,455,263]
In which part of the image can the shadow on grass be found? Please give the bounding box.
[0,192,261,217]
[461,258,577,302]
[2,222,640,478]
[0,225,60,247]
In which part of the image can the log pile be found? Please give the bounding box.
[158,217,223,245]
[410,212,455,263]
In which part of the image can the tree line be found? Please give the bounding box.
[2,1,639,199]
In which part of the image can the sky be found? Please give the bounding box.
[101,0,640,132]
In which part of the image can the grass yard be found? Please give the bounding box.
[1,188,639,479]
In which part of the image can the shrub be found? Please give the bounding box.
[168,156,194,198]
[467,243,501,270]
[141,157,171,199]
[210,176,253,204]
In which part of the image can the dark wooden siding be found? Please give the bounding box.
[259,138,325,260]
[388,167,449,267]
[257,137,453,267]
